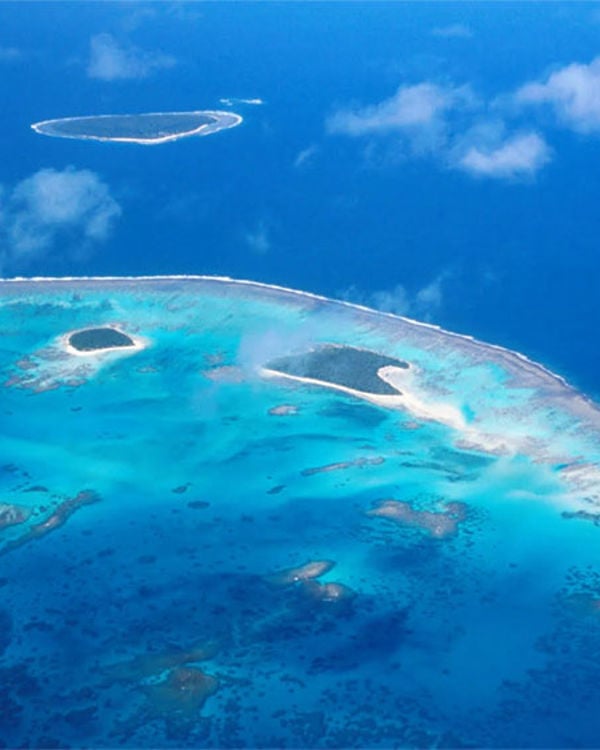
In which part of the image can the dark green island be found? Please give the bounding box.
[68,327,135,353]
[266,344,409,396]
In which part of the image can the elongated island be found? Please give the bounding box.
[31,110,243,144]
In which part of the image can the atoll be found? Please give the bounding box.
[31,110,242,145]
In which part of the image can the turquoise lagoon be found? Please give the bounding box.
[1,277,600,748]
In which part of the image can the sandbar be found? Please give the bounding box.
[261,351,518,456]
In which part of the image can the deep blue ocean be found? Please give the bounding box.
[2,4,600,748]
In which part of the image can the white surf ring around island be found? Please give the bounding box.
[60,325,149,358]
[31,110,243,145]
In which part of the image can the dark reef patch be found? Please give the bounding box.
[187,500,210,510]
[311,609,410,672]
[319,399,387,427]
[562,509,600,527]
[0,609,12,656]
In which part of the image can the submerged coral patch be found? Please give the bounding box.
[301,579,356,603]
[367,499,468,538]
[141,667,219,718]
[0,490,100,556]
[265,560,336,587]
[0,503,31,530]
[104,642,218,683]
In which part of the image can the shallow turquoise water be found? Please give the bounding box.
[1,277,599,748]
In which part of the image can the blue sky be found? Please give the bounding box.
[0,2,599,396]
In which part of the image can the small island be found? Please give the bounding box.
[31,110,242,145]
[68,327,135,353]
[261,342,467,430]
[61,326,147,358]
[265,344,409,396]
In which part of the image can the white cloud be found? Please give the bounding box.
[220,97,264,107]
[432,24,473,39]
[328,58,600,179]
[457,131,551,178]
[340,274,448,322]
[244,221,271,255]
[326,82,466,137]
[0,167,121,271]
[120,7,159,33]
[326,82,478,161]
[293,144,319,169]
[327,73,558,180]
[414,276,444,315]
[367,284,411,316]
[87,33,175,81]
[515,57,600,133]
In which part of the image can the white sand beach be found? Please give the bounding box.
[60,326,148,358]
